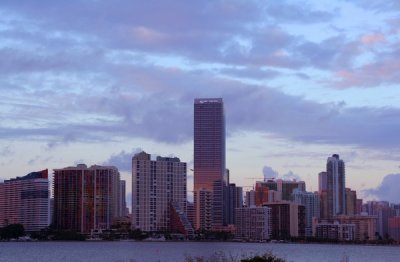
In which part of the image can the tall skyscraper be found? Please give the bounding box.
[0,170,49,232]
[292,189,320,237]
[132,151,191,235]
[53,164,120,233]
[326,154,346,217]
[193,98,226,230]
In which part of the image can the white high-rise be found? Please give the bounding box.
[132,151,187,232]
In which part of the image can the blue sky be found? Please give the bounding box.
[1,0,400,204]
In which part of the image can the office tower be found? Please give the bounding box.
[0,170,49,232]
[345,188,357,216]
[53,164,120,233]
[235,206,271,241]
[227,183,243,225]
[292,189,320,237]
[318,171,329,219]
[132,152,191,235]
[326,154,346,217]
[318,172,327,192]
[194,98,226,230]
[119,180,127,217]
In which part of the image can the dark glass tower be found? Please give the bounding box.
[193,98,226,230]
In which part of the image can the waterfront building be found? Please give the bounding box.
[194,188,213,231]
[193,98,226,230]
[388,216,400,242]
[0,170,49,232]
[132,152,191,235]
[235,206,271,241]
[186,201,195,228]
[53,164,120,233]
[363,201,394,238]
[326,154,346,217]
[263,201,305,239]
[334,215,377,241]
[314,222,355,241]
[292,189,320,237]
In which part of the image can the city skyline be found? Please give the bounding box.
[1,0,400,205]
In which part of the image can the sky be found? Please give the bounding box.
[1,0,400,205]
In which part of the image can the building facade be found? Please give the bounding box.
[0,170,49,232]
[53,164,120,233]
[314,222,355,241]
[292,189,320,237]
[132,152,189,233]
[255,179,305,205]
[193,98,226,230]
[326,154,346,217]
[227,183,243,225]
[263,201,306,239]
[235,206,271,241]
[388,217,400,242]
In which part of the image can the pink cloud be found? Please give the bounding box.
[329,58,400,88]
[360,33,385,45]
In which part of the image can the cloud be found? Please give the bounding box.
[327,57,400,88]
[103,148,143,172]
[360,33,385,45]
[346,0,400,12]
[363,174,400,203]
[0,146,13,157]
[263,166,303,181]
[1,64,400,150]
[280,171,303,181]
[263,165,279,179]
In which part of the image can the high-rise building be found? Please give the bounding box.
[263,201,306,239]
[292,189,320,237]
[0,170,49,232]
[326,154,346,217]
[194,98,226,230]
[132,151,190,234]
[318,172,327,192]
[227,183,243,225]
[245,190,256,207]
[53,164,120,233]
[345,188,357,216]
[235,206,271,241]
[119,180,127,217]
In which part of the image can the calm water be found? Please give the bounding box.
[0,241,399,262]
